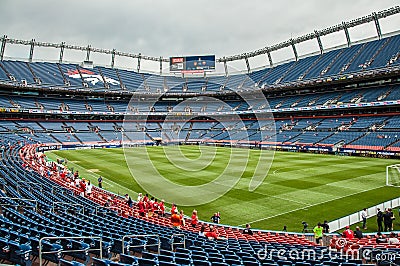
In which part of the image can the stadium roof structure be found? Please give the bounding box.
[0,6,399,76]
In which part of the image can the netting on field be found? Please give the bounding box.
[387,164,400,187]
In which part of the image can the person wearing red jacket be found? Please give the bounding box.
[159,199,165,217]
[79,179,86,197]
[191,210,198,228]
[342,225,355,239]
[171,210,181,228]
[137,199,145,217]
[171,203,177,215]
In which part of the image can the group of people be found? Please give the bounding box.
[38,154,400,244]
[170,207,199,229]
[59,169,94,197]
[377,207,395,232]
[342,225,364,240]
[311,207,399,247]
[136,193,165,218]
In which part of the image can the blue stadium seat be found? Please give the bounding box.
[137,257,158,266]
[119,253,138,265]
[192,259,211,266]
[92,257,113,266]
[59,258,86,266]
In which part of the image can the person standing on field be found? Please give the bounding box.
[98,176,103,188]
[377,208,383,232]
[361,208,368,229]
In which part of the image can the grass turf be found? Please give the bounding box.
[45,146,400,232]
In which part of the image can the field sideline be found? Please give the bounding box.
[46,146,400,232]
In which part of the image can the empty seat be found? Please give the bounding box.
[119,254,138,265]
[138,257,157,266]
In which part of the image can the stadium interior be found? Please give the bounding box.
[0,6,400,266]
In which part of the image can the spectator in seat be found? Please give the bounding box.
[79,178,86,197]
[170,203,178,216]
[147,197,154,218]
[387,232,400,245]
[354,226,363,239]
[375,232,387,244]
[171,209,181,228]
[137,193,143,202]
[199,225,206,237]
[159,199,165,217]
[243,223,253,235]
[86,180,93,197]
[342,225,355,240]
[124,194,133,208]
[153,199,159,216]
[180,210,185,227]
[104,198,111,208]
[205,225,219,240]
[191,210,198,228]
[137,199,145,217]
[143,194,149,203]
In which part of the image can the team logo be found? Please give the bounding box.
[66,69,119,86]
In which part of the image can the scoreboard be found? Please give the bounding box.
[170,55,215,72]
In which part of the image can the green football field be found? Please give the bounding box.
[46,146,400,232]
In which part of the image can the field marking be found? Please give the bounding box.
[88,169,100,173]
[238,184,386,227]
[269,194,311,206]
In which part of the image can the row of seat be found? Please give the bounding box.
[0,135,388,265]
[0,34,399,93]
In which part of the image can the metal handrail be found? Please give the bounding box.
[171,233,185,250]
[122,234,160,255]
[39,236,102,266]
[52,202,84,214]
[0,197,37,211]
[17,181,43,194]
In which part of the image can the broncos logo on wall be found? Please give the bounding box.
[66,69,120,86]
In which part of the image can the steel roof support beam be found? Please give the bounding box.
[29,39,35,62]
[291,39,298,61]
[137,53,141,72]
[0,35,7,61]
[159,56,163,74]
[223,59,228,76]
[85,45,91,61]
[245,57,250,73]
[342,22,351,47]
[111,49,116,68]
[315,30,324,54]
[373,12,382,39]
[59,42,65,63]
[267,51,273,67]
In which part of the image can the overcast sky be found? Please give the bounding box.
[0,0,399,72]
